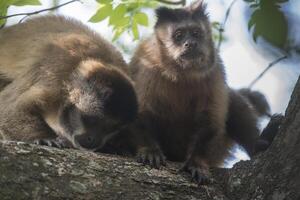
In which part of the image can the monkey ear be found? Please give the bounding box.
[188,0,208,19]
[155,7,177,27]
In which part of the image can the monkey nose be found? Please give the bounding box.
[184,41,197,49]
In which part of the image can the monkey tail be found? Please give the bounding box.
[236,89,285,154]
[238,88,271,118]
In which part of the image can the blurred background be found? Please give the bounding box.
[2,0,300,165]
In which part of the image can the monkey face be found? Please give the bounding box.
[72,112,126,151]
[154,1,215,70]
[59,61,138,150]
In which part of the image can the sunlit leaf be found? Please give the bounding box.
[96,0,112,4]
[132,20,139,40]
[133,12,148,26]
[0,8,8,26]
[113,16,130,27]
[112,27,125,41]
[109,4,127,25]
[11,0,41,6]
[89,4,112,23]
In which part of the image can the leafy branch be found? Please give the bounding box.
[0,0,81,21]
[217,0,239,50]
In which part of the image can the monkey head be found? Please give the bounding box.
[154,1,216,71]
[59,60,138,150]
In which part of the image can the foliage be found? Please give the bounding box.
[0,0,291,49]
[244,0,288,49]
[89,0,157,41]
[0,0,41,26]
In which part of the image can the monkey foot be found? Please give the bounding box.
[34,137,73,149]
[180,161,211,185]
[136,146,166,169]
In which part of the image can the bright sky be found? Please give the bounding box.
[6,0,300,165]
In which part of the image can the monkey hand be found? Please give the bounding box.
[34,137,73,149]
[180,158,211,185]
[136,146,166,169]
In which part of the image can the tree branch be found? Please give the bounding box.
[217,0,239,50]
[248,55,288,88]
[0,141,228,199]
[0,0,81,20]
[155,0,186,6]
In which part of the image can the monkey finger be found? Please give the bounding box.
[147,154,155,167]
[52,141,63,148]
[178,162,189,173]
[136,153,147,165]
[34,139,51,147]
[154,155,163,169]
[160,154,167,166]
[193,168,210,185]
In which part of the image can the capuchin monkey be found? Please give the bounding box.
[130,1,230,184]
[128,1,282,184]
[0,15,138,151]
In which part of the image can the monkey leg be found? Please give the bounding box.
[133,128,166,169]
[0,109,74,148]
[181,128,233,185]
[0,110,56,142]
[127,112,166,168]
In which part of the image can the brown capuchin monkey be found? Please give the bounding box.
[0,15,138,151]
[128,1,282,184]
[129,1,230,184]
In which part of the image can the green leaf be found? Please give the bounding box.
[89,4,112,23]
[248,1,288,49]
[0,7,8,27]
[113,16,130,27]
[211,21,220,29]
[109,4,127,25]
[133,12,148,26]
[11,0,41,6]
[112,27,125,41]
[96,0,112,4]
[132,21,139,40]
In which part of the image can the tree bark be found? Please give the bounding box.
[0,141,228,200]
[226,77,300,200]
[0,77,299,200]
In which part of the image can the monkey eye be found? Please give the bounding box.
[82,115,99,126]
[87,136,94,143]
[192,30,201,38]
[174,31,184,41]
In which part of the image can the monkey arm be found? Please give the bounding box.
[181,80,231,184]
[129,112,166,169]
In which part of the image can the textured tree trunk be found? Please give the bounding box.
[0,77,299,200]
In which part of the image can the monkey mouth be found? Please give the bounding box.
[180,50,203,61]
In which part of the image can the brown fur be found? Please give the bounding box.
[0,15,137,149]
[128,2,233,184]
